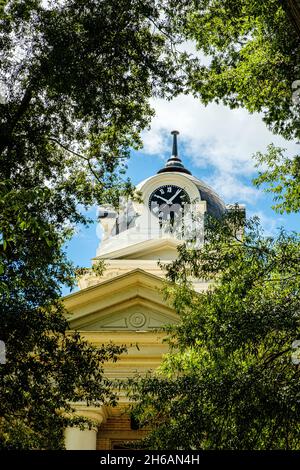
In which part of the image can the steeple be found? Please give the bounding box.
[157,130,191,175]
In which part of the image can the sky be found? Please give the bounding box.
[63,94,300,296]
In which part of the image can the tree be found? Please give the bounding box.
[0,0,185,448]
[181,0,300,211]
[253,144,300,214]
[184,0,299,139]
[0,203,125,449]
[129,211,300,449]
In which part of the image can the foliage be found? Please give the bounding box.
[1,0,299,449]
[0,172,126,450]
[280,1,300,39]
[181,0,300,212]
[184,0,300,139]
[129,211,300,449]
[75,259,106,277]
[0,0,185,448]
[253,144,300,214]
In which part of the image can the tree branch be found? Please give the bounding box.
[0,86,33,155]
[262,347,291,368]
[48,137,89,161]
[49,137,104,185]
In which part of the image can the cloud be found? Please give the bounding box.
[176,40,212,66]
[141,94,299,206]
[142,95,298,176]
[205,172,261,205]
[247,209,285,236]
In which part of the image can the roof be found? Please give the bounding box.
[195,180,226,218]
[180,174,226,218]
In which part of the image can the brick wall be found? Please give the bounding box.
[97,414,148,450]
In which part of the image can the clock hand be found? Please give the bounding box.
[167,188,182,204]
[159,202,169,210]
[154,194,170,203]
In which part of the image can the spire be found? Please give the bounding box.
[172,129,179,157]
[157,130,191,175]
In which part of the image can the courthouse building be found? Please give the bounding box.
[63,131,232,450]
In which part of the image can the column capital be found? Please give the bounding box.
[71,403,110,427]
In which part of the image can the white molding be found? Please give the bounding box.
[135,172,201,214]
[95,237,181,260]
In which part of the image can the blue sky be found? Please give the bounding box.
[63,94,299,296]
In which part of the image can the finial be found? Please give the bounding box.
[171,130,179,157]
[157,130,191,175]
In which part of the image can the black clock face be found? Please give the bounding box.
[148,185,190,220]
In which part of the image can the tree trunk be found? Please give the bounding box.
[280,0,300,39]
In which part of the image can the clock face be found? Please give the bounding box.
[148,185,190,220]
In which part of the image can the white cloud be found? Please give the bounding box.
[143,95,298,175]
[176,40,212,66]
[247,209,285,236]
[205,172,261,205]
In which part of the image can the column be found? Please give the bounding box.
[65,426,97,450]
[64,406,108,450]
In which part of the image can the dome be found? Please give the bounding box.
[189,175,226,218]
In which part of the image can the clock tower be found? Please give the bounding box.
[95,130,225,263]
[63,131,229,450]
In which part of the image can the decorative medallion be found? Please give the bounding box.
[129,312,146,328]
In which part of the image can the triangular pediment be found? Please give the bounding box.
[63,269,178,331]
[78,301,177,331]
